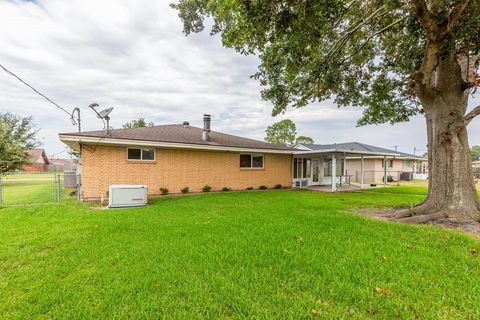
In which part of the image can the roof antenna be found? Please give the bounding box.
[89,103,114,130]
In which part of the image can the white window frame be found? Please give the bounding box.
[382,159,393,168]
[240,153,264,169]
[127,147,156,161]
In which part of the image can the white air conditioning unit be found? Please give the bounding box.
[293,178,309,188]
[108,185,148,208]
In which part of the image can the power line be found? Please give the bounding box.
[0,63,73,119]
[48,147,70,158]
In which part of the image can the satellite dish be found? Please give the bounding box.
[88,103,114,130]
[98,107,113,119]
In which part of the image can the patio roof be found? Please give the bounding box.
[293,148,400,157]
[297,142,425,159]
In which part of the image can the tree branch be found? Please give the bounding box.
[446,0,470,34]
[326,5,389,59]
[349,17,406,58]
[410,0,436,39]
[464,105,480,126]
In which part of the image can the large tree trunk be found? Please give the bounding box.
[420,103,480,220]
[398,44,480,222]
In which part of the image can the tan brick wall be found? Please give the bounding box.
[80,145,292,199]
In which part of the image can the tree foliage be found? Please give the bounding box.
[265,119,313,146]
[295,135,315,145]
[171,0,480,125]
[122,118,154,129]
[471,145,480,161]
[265,119,297,146]
[0,113,38,174]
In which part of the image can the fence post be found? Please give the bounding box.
[53,174,57,203]
[56,174,61,203]
[0,175,3,206]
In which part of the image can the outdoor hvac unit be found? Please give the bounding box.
[108,185,148,208]
[293,178,309,188]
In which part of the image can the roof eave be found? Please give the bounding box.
[58,134,295,154]
[293,148,400,157]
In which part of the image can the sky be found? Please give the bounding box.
[1,0,480,159]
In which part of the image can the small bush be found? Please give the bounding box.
[246,187,254,190]
[222,187,231,192]
[202,185,212,192]
[273,184,282,189]
[259,185,268,190]
[181,187,189,194]
[159,187,169,195]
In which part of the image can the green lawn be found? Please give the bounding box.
[0,189,479,319]
[3,172,62,180]
[1,173,63,206]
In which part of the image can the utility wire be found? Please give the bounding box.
[48,147,70,158]
[0,63,74,120]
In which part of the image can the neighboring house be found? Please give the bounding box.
[59,115,425,200]
[24,148,50,172]
[298,143,428,184]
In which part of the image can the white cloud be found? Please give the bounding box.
[1,0,479,158]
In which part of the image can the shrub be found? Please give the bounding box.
[273,184,282,189]
[202,185,212,192]
[259,185,268,190]
[222,187,231,192]
[159,187,169,195]
[246,187,254,190]
[181,187,189,194]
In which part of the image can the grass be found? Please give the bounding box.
[3,172,62,180]
[1,173,65,206]
[0,188,479,319]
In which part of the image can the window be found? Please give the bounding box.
[324,159,344,177]
[402,160,411,168]
[294,158,311,179]
[382,159,393,168]
[240,154,264,168]
[127,148,155,161]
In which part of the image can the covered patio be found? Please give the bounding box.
[292,147,399,192]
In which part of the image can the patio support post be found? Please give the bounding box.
[343,156,347,185]
[360,155,364,189]
[383,156,387,187]
[291,156,295,187]
[331,153,337,192]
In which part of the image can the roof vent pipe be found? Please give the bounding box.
[202,114,211,141]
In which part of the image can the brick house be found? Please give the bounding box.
[59,115,419,200]
[59,115,295,200]
[24,149,50,172]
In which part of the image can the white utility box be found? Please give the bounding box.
[108,185,148,208]
[292,178,309,188]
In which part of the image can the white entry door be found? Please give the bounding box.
[311,159,321,185]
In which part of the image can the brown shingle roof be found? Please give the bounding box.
[60,124,295,151]
[28,149,50,164]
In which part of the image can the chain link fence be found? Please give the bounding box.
[346,170,421,185]
[0,172,62,207]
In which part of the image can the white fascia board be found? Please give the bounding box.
[59,135,295,154]
[346,155,426,160]
[293,148,400,157]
